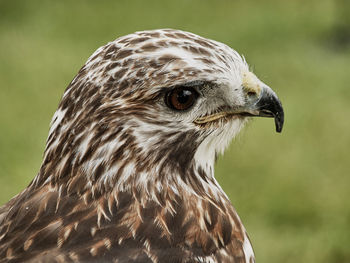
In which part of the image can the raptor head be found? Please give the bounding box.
[38,29,283,194]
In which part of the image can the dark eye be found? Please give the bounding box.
[165,86,198,111]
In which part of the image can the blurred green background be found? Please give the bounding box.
[0,0,349,262]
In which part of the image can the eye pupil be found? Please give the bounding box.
[177,90,192,104]
[166,87,198,111]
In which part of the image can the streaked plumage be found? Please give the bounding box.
[0,29,284,263]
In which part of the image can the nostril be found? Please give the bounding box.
[247,91,257,97]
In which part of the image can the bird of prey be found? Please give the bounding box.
[0,29,284,263]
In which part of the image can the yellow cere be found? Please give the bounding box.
[241,71,262,97]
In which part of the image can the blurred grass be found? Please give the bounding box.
[0,0,349,262]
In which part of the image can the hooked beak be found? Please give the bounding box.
[246,87,284,133]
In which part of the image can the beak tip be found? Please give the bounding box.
[276,125,282,133]
[274,111,284,133]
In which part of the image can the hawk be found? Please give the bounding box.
[0,29,284,263]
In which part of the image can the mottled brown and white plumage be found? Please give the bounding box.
[0,29,284,263]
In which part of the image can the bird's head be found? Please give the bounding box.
[38,29,283,196]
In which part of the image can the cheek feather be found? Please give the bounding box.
[194,118,247,168]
